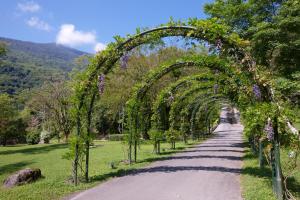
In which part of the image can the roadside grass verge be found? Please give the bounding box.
[0,139,203,200]
[241,147,276,200]
[241,146,300,200]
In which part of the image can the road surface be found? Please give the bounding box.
[68,107,244,200]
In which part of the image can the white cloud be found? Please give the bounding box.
[94,43,107,52]
[56,24,97,47]
[26,17,52,31]
[17,1,40,13]
[56,24,106,52]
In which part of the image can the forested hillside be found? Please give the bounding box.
[0,37,88,94]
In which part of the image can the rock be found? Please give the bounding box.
[3,168,42,188]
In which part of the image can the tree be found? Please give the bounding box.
[0,94,26,145]
[26,82,74,141]
[204,0,284,37]
[0,42,6,57]
[204,0,300,75]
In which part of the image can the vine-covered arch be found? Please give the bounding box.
[151,74,217,131]
[124,54,244,161]
[76,19,249,101]
[124,57,223,162]
[189,96,228,137]
[72,18,297,194]
[150,79,218,152]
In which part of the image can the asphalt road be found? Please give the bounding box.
[68,107,244,200]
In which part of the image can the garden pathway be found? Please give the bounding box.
[68,107,244,200]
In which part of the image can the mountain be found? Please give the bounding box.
[0,37,88,94]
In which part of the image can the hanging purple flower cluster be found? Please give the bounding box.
[168,91,174,104]
[216,38,223,50]
[252,84,261,100]
[214,84,219,94]
[120,53,129,69]
[98,74,105,95]
[264,119,274,141]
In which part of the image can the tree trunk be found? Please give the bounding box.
[65,133,69,142]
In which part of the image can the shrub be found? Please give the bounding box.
[149,129,164,144]
[165,129,181,142]
[108,134,127,141]
[149,129,164,153]
[165,129,181,149]
[40,130,51,144]
[0,119,27,146]
[26,130,40,144]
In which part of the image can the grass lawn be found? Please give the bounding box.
[294,122,300,130]
[241,148,276,200]
[241,146,300,200]
[0,139,200,200]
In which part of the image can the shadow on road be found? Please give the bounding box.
[137,154,243,164]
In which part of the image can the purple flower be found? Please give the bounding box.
[98,74,105,94]
[120,53,129,69]
[253,84,261,100]
[168,92,174,104]
[264,119,274,141]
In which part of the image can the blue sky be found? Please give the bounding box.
[0,0,213,53]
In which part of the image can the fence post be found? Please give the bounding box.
[258,140,264,168]
[272,117,283,200]
[274,141,283,199]
[270,145,276,192]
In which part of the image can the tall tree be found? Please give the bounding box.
[0,94,26,145]
[204,0,300,75]
[26,82,74,141]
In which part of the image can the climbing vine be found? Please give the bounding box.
[69,17,299,199]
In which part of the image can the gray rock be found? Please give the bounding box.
[3,168,42,188]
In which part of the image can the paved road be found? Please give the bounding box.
[68,107,244,200]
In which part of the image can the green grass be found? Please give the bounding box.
[0,139,201,200]
[280,148,300,200]
[241,146,300,200]
[241,148,276,200]
[294,122,300,130]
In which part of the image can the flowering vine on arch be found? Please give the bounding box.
[70,18,299,197]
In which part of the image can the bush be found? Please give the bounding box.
[108,134,127,141]
[0,119,27,146]
[40,130,51,144]
[26,130,40,145]
[149,129,164,143]
[165,129,181,149]
[165,129,181,142]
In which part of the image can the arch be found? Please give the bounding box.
[151,75,216,131]
[76,19,248,101]
[189,97,228,138]
[198,103,221,134]
[188,99,222,138]
[72,19,262,185]
[128,54,235,102]
[124,56,241,162]
[150,81,217,153]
